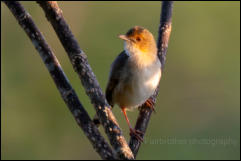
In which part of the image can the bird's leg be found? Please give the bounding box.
[121,107,143,142]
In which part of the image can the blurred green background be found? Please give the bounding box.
[1,1,240,160]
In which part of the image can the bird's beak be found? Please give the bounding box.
[118,35,129,41]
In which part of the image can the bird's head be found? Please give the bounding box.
[119,26,157,56]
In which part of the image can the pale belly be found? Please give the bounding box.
[114,63,161,109]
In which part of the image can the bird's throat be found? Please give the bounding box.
[125,47,157,68]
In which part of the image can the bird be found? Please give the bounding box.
[104,26,162,141]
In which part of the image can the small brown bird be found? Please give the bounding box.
[105,26,162,141]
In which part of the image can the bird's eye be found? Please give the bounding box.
[136,37,141,42]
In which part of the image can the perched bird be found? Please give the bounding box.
[105,26,162,141]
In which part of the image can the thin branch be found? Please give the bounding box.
[37,1,134,160]
[129,1,173,158]
[157,1,173,69]
[3,1,116,160]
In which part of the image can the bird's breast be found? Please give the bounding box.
[116,59,161,109]
[133,61,161,98]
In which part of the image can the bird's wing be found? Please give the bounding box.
[105,51,129,107]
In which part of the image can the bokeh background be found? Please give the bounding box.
[1,1,240,160]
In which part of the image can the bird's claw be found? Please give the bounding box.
[139,98,156,113]
[129,128,144,142]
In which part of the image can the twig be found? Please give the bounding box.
[129,1,173,158]
[37,1,134,160]
[3,1,116,160]
[157,1,173,69]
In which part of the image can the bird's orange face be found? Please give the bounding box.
[119,26,156,54]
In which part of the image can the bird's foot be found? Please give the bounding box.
[139,98,156,113]
[129,128,144,142]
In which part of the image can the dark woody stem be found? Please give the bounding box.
[3,1,116,159]
[37,1,134,160]
[129,1,173,158]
